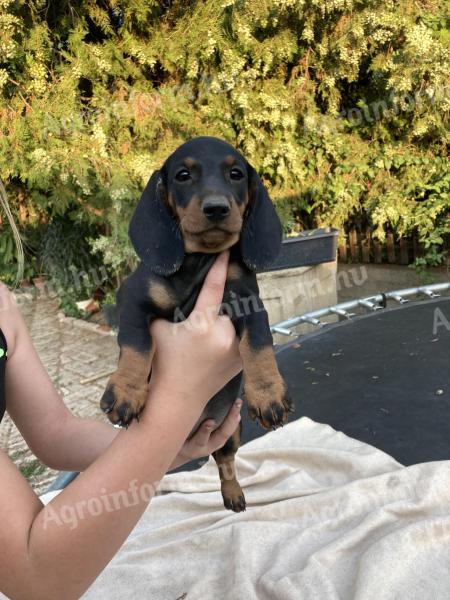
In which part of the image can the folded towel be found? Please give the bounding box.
[62,417,450,599]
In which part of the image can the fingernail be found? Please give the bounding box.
[205,421,215,430]
[235,399,243,409]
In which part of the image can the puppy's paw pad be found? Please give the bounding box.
[283,391,295,414]
[246,383,294,429]
[100,386,117,415]
[100,381,148,427]
[222,488,246,513]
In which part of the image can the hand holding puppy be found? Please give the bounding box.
[149,251,242,407]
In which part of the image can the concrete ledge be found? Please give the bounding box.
[257,260,338,334]
[12,262,339,340]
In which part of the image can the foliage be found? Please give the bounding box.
[0,224,37,284]
[0,0,448,292]
[89,200,138,288]
[38,216,107,315]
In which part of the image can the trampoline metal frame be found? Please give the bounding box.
[270,282,450,337]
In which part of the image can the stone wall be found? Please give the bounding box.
[257,260,338,341]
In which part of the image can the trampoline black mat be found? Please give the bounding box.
[258,296,450,466]
[174,295,450,474]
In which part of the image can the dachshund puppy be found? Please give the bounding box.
[101,136,294,512]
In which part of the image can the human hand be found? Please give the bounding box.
[148,251,242,407]
[168,398,243,470]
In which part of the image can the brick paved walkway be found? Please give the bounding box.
[0,292,118,494]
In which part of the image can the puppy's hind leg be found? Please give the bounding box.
[213,423,246,513]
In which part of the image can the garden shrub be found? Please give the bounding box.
[0,0,448,295]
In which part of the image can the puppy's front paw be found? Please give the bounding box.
[100,373,148,427]
[245,379,294,429]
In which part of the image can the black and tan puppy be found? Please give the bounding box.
[101,136,294,512]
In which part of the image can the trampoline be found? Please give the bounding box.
[269,289,450,466]
[49,282,450,490]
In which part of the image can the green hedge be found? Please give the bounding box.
[0,0,449,292]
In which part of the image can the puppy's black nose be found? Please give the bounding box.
[202,199,230,221]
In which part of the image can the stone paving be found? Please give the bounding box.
[0,292,118,494]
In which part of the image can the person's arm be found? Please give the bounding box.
[0,270,241,473]
[0,281,119,471]
[0,252,242,600]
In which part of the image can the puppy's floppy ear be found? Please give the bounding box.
[240,165,282,271]
[129,170,184,275]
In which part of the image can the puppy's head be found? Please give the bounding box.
[129,136,282,275]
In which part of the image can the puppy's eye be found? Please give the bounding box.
[230,167,244,181]
[175,169,191,182]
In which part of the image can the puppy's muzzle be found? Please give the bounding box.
[202,196,231,222]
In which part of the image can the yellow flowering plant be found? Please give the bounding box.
[0,0,448,296]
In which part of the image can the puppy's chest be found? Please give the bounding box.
[146,255,255,322]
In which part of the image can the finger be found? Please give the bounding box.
[191,251,229,315]
[209,399,242,448]
[190,419,216,448]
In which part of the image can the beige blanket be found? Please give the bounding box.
[43,418,450,599]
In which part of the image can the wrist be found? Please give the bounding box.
[148,377,209,407]
[139,380,207,427]
[167,455,187,471]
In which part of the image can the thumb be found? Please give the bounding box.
[192,251,229,315]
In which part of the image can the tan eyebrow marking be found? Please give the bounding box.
[184,157,197,168]
[224,155,236,166]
